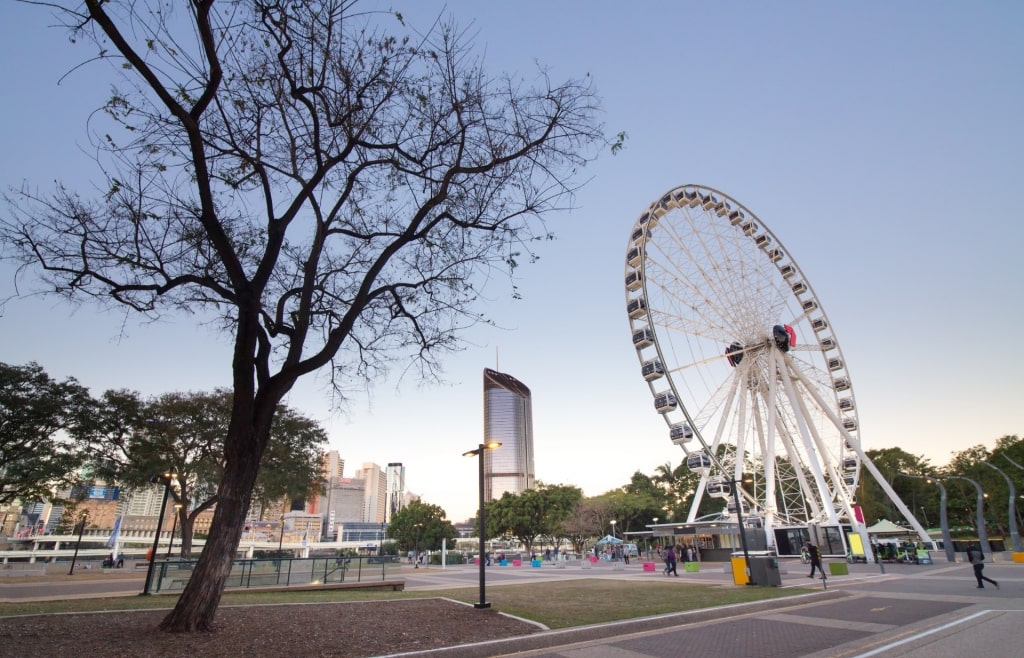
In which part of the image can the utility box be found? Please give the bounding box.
[749,556,782,587]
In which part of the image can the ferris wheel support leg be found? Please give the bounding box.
[777,358,838,525]
[783,354,932,546]
[762,349,779,549]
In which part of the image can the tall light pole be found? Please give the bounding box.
[142,465,177,595]
[463,440,502,610]
[68,511,89,575]
[413,522,423,569]
[166,503,183,557]
[730,475,754,586]
[898,472,954,562]
[946,474,993,557]
[981,461,1023,552]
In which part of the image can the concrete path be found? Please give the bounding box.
[3,557,1020,657]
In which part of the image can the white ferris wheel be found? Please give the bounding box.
[625,184,927,551]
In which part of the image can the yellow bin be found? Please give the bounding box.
[1012,552,1024,563]
[731,556,749,585]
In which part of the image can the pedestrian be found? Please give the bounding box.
[966,545,998,589]
[115,552,124,568]
[805,540,823,579]
[664,545,678,576]
[623,547,630,565]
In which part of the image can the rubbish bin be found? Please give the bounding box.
[749,556,782,587]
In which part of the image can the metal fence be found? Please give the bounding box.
[148,555,402,594]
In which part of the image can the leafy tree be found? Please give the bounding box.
[0,362,92,504]
[860,447,933,525]
[486,484,581,553]
[84,389,326,557]
[386,500,457,552]
[1,1,602,631]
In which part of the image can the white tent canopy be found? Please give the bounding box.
[595,534,623,545]
[866,519,913,535]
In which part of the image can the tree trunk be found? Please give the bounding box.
[179,514,195,560]
[159,426,265,631]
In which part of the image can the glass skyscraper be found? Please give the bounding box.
[483,368,535,501]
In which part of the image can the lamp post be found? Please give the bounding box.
[68,511,89,575]
[142,465,177,595]
[898,472,954,562]
[166,503,183,558]
[981,461,1023,552]
[946,474,993,557]
[413,523,423,569]
[463,440,502,609]
[730,475,754,586]
[650,517,659,558]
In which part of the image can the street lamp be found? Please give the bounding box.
[166,503,184,558]
[650,517,659,558]
[142,465,178,595]
[413,523,423,569]
[945,474,993,557]
[981,461,1023,552]
[68,511,89,575]
[463,440,502,610]
[898,472,954,562]
[730,475,754,586]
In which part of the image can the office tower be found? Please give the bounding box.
[483,368,536,501]
[356,463,387,523]
[386,463,405,521]
[322,450,345,478]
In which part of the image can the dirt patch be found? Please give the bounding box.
[0,598,541,657]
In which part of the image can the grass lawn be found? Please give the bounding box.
[0,578,808,628]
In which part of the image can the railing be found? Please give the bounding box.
[148,555,402,594]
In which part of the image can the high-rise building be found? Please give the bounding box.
[482,368,535,501]
[322,450,345,479]
[385,462,405,521]
[356,463,387,523]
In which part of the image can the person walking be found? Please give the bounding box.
[966,545,998,589]
[806,540,823,579]
[664,545,678,576]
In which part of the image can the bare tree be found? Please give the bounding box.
[2,0,603,631]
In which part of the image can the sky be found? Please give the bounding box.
[1,1,1022,523]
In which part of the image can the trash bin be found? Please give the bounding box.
[749,556,782,587]
[730,556,749,585]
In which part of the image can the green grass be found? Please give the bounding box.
[0,579,807,628]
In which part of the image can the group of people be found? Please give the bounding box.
[658,544,698,576]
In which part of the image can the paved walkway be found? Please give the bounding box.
[3,557,1020,657]
[393,558,1023,658]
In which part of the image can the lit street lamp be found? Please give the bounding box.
[981,461,1023,552]
[166,503,184,558]
[413,523,423,569]
[463,440,502,609]
[898,472,954,562]
[142,465,178,595]
[946,474,993,557]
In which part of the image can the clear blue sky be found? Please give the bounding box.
[1,1,1021,523]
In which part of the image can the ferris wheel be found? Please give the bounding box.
[625,184,927,547]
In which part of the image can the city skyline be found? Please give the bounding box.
[1,2,1021,523]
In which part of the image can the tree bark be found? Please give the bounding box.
[160,445,260,631]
